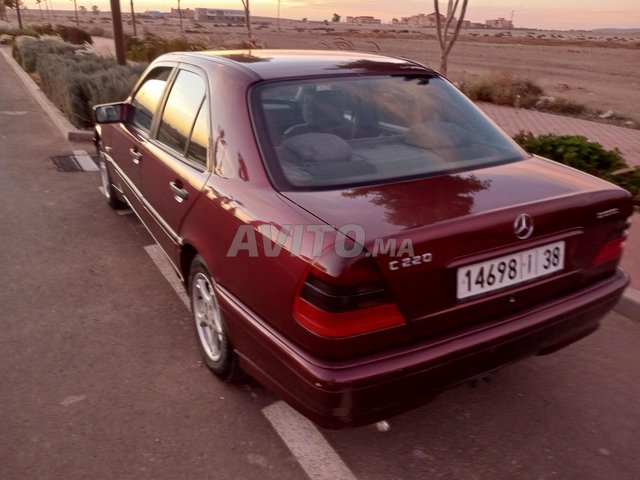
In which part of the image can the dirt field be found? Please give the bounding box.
[5,12,640,120]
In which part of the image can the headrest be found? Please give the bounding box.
[282,133,352,164]
[302,90,347,126]
[405,122,473,149]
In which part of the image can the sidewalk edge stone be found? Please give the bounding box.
[0,47,93,143]
[615,287,640,321]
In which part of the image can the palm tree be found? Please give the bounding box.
[240,0,251,39]
[70,0,79,26]
[130,0,137,36]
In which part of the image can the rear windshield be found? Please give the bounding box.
[251,75,528,190]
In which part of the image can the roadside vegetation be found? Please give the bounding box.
[460,70,638,129]
[126,32,208,62]
[12,36,146,128]
[514,132,640,199]
[1,23,92,44]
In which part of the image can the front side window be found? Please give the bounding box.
[252,75,528,190]
[157,70,206,155]
[130,67,172,133]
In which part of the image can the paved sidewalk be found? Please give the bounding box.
[479,103,639,292]
[479,103,640,167]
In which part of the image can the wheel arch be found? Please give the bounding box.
[180,243,199,288]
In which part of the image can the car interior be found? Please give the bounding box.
[256,76,523,188]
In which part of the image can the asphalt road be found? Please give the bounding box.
[1,52,639,480]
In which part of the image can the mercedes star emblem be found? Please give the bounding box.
[514,214,534,240]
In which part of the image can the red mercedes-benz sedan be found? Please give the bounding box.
[93,50,632,428]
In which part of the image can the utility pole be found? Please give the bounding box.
[16,0,23,29]
[110,0,126,65]
[277,0,281,31]
[510,10,515,30]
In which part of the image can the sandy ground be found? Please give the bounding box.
[4,12,640,119]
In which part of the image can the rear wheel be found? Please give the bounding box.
[97,143,126,210]
[189,255,244,382]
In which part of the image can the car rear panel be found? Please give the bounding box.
[283,157,633,341]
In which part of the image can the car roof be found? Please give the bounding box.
[161,49,435,81]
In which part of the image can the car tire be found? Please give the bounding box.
[97,143,126,210]
[189,255,244,382]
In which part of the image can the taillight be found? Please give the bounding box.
[293,256,404,338]
[593,237,626,265]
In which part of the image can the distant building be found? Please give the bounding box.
[346,16,382,25]
[398,12,446,27]
[171,8,194,19]
[193,8,246,23]
[485,17,513,29]
[144,11,165,19]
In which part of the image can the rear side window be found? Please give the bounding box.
[130,67,172,133]
[157,70,206,155]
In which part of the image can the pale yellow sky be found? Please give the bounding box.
[49,1,640,30]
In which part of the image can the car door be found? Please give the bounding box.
[139,66,212,268]
[107,65,174,216]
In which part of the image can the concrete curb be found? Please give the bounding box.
[615,287,640,321]
[0,47,94,143]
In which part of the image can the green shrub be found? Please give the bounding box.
[12,36,145,128]
[536,97,588,116]
[56,25,93,45]
[127,32,208,62]
[13,35,77,73]
[514,132,640,195]
[0,27,39,38]
[462,70,543,108]
[27,23,57,36]
[37,53,146,128]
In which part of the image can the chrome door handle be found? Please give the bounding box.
[169,181,189,203]
[129,147,142,164]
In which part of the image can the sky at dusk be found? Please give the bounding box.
[48,1,640,30]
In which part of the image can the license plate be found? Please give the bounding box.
[457,241,565,300]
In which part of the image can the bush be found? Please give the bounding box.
[462,70,543,108]
[56,25,93,45]
[0,27,39,38]
[536,97,587,115]
[127,32,209,62]
[37,53,146,128]
[12,35,77,73]
[514,132,640,196]
[13,37,146,128]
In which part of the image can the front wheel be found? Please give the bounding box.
[189,255,244,382]
[97,144,126,210]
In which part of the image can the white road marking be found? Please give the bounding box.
[0,110,27,115]
[73,149,99,172]
[143,244,190,309]
[263,401,358,480]
[60,395,86,407]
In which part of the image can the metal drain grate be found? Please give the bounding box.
[51,153,99,172]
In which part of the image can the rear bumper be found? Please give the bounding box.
[219,268,629,429]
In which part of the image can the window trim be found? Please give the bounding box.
[149,63,212,172]
[127,62,177,140]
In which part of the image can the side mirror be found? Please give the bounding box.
[93,102,128,124]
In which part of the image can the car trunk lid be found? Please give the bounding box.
[282,157,632,339]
